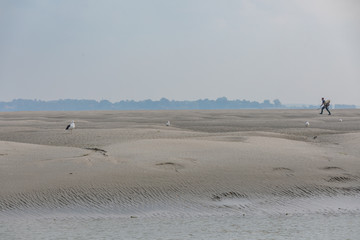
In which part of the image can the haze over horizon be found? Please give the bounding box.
[1,0,359,105]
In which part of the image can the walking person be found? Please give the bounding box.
[320,97,331,115]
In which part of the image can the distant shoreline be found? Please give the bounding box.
[0,98,357,112]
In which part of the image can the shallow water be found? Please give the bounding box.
[1,213,359,240]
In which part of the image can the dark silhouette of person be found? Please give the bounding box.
[320,97,331,115]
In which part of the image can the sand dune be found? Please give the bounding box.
[1,109,360,218]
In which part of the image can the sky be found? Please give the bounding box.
[1,0,359,105]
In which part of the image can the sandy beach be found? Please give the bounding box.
[1,109,360,220]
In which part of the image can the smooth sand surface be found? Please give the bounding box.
[1,109,360,218]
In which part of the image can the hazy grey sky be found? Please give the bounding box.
[1,0,359,105]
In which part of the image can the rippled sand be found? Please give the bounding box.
[1,109,360,219]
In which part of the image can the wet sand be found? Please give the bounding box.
[1,109,360,218]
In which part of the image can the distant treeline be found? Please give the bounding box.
[0,98,356,112]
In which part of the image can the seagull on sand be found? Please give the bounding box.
[166,121,170,126]
[305,121,310,127]
[66,120,75,133]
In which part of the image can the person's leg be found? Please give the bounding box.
[320,106,324,114]
[326,106,331,115]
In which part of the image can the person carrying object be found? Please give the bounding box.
[320,97,331,115]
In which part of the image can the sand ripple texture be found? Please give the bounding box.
[1,109,360,219]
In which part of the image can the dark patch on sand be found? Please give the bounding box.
[273,167,294,172]
[85,147,108,156]
[321,166,344,171]
[326,176,355,183]
[155,162,184,172]
[211,192,248,201]
[340,186,360,193]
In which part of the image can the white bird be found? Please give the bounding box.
[166,121,170,126]
[305,121,310,127]
[339,119,343,122]
[66,120,75,133]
